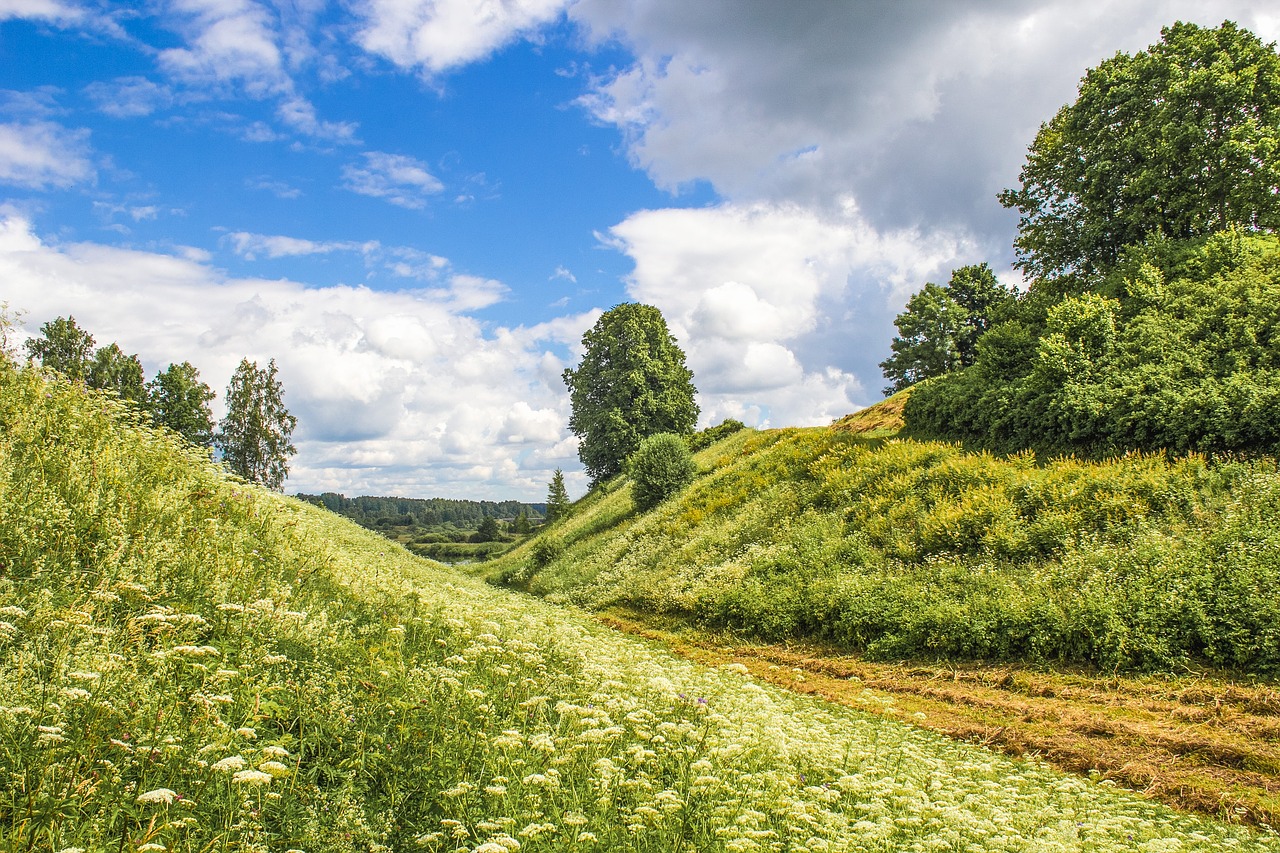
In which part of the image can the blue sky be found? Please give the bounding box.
[1,0,1276,500]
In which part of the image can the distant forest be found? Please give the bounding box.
[296,493,545,531]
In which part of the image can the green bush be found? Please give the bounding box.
[629,432,697,510]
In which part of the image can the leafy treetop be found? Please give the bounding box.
[880,264,1016,394]
[563,303,699,484]
[1000,20,1280,281]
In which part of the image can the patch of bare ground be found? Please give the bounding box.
[596,612,1280,828]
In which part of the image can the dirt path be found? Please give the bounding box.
[596,613,1280,827]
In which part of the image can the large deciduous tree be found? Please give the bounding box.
[1000,20,1280,281]
[880,264,1015,394]
[148,361,216,448]
[216,358,297,490]
[88,343,147,404]
[563,303,699,484]
[25,316,95,381]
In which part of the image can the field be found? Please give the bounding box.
[5,352,1280,848]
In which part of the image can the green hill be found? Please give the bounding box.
[485,408,1280,677]
[4,334,1279,849]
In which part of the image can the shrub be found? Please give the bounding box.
[629,432,697,511]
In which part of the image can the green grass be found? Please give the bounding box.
[486,420,1280,676]
[5,338,1280,849]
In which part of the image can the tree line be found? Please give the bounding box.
[881,20,1280,457]
[21,315,297,489]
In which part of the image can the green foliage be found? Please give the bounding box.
[563,303,699,484]
[629,433,697,511]
[906,232,1280,456]
[545,467,571,524]
[147,361,216,448]
[472,515,502,542]
[880,264,1016,394]
[216,358,297,490]
[487,415,1280,676]
[24,315,95,381]
[88,342,147,404]
[688,418,747,452]
[1001,21,1280,280]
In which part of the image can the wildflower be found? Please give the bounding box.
[262,745,290,758]
[211,756,247,772]
[235,727,256,739]
[232,769,273,785]
[259,760,291,777]
[137,844,166,852]
[576,832,597,844]
[54,848,86,853]
[136,788,177,806]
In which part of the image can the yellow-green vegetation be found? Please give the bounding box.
[490,422,1280,676]
[4,339,1280,850]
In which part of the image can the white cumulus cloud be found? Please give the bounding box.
[0,211,591,499]
[0,121,94,189]
[355,0,570,75]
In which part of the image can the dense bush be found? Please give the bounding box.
[629,432,697,510]
[906,232,1280,456]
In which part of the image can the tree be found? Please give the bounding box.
[473,516,501,543]
[148,361,216,448]
[563,303,699,483]
[25,316,95,381]
[216,358,297,490]
[545,469,571,525]
[1000,21,1280,280]
[880,264,1015,394]
[511,510,533,535]
[629,433,696,511]
[88,343,147,404]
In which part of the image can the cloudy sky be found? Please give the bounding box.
[1,0,1276,500]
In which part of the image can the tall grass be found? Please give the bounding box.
[4,346,1280,849]
[491,426,1280,675]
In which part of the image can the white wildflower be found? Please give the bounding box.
[211,756,247,772]
[232,769,273,785]
[136,788,177,805]
[259,760,291,777]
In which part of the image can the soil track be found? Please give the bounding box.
[597,613,1280,828]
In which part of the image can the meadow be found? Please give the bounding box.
[489,407,1280,676]
[4,342,1280,849]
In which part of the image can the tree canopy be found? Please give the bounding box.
[563,303,699,484]
[880,264,1016,394]
[904,231,1280,455]
[216,358,297,490]
[1000,20,1280,281]
[148,361,216,448]
[24,316,95,382]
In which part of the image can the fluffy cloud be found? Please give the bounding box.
[0,211,588,499]
[342,151,444,208]
[355,0,570,75]
[0,121,94,189]
[604,202,978,424]
[573,0,1280,240]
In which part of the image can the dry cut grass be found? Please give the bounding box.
[598,612,1280,829]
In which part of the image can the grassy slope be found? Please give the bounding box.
[486,407,1280,677]
[2,365,1278,850]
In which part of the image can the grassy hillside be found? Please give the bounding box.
[4,347,1279,849]
[486,411,1280,676]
